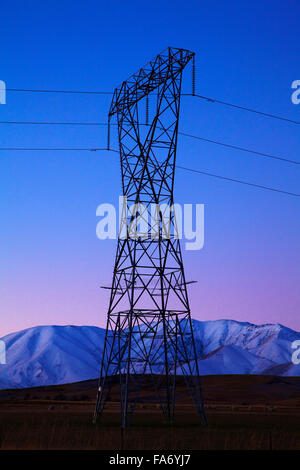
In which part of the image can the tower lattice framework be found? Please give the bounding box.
[94,47,206,427]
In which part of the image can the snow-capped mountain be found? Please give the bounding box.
[0,319,299,390]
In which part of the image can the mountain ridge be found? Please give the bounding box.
[0,319,299,390]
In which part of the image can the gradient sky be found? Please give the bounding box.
[0,0,299,336]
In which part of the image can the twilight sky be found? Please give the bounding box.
[0,0,299,336]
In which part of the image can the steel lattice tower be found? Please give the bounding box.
[94,47,206,427]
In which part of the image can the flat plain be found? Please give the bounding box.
[1,375,300,450]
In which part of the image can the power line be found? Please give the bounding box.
[0,147,118,152]
[7,88,113,95]
[1,119,298,165]
[6,87,299,124]
[179,131,299,165]
[0,120,109,126]
[0,146,298,197]
[176,165,299,197]
[184,93,300,125]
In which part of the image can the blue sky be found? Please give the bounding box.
[0,0,299,335]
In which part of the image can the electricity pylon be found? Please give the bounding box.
[94,47,206,427]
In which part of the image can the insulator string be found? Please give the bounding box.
[107,116,111,150]
[192,55,196,96]
[146,95,149,126]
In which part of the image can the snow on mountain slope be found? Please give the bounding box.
[193,319,300,366]
[0,325,105,389]
[0,319,299,390]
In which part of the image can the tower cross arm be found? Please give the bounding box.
[109,47,194,116]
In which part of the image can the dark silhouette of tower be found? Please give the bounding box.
[94,47,206,427]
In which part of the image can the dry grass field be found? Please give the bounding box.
[1,375,300,450]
